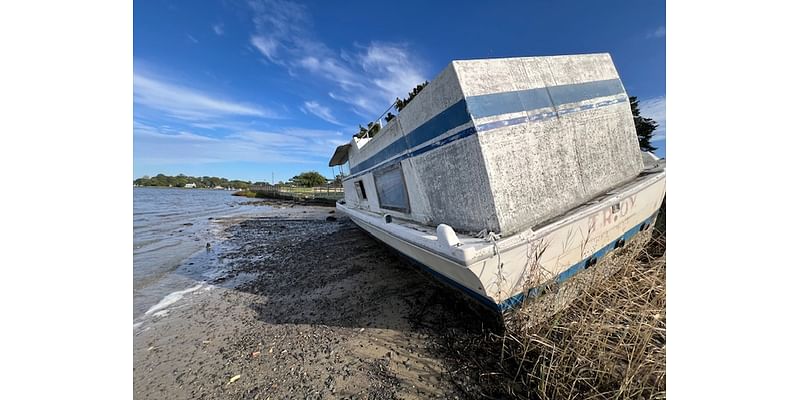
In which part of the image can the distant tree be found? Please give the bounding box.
[333,173,345,186]
[290,171,327,187]
[629,96,658,153]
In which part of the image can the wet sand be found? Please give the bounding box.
[133,206,495,399]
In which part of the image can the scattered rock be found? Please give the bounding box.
[325,216,337,222]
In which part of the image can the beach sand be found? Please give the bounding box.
[133,206,494,399]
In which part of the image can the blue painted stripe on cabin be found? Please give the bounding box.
[466,87,552,119]
[465,78,625,119]
[346,125,477,181]
[349,100,472,175]
[549,78,625,106]
[348,78,627,177]
[474,96,627,133]
[497,215,656,312]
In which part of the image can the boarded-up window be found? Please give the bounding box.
[374,163,409,213]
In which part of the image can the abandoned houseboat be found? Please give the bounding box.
[328,53,666,312]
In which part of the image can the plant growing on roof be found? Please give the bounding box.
[394,81,429,112]
[353,121,381,139]
[354,81,430,138]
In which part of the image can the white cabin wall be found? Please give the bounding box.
[412,135,500,233]
[343,62,499,232]
[543,55,643,197]
[361,172,380,211]
[397,63,499,233]
[455,54,644,235]
[343,179,359,206]
[396,63,464,133]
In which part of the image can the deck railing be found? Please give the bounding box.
[248,185,344,201]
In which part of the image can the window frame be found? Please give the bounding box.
[373,163,411,213]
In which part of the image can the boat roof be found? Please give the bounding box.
[328,144,351,166]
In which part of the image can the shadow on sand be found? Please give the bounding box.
[212,215,497,333]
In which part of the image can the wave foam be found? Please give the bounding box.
[144,283,204,316]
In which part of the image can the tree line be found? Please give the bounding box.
[133,171,338,189]
[133,174,253,189]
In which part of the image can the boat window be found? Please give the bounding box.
[355,180,367,200]
[374,163,410,213]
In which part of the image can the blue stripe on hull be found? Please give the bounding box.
[351,211,659,314]
[498,213,659,312]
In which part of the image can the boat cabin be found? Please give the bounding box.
[330,53,644,236]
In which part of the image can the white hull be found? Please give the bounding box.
[337,169,666,312]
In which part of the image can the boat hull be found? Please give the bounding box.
[338,172,666,313]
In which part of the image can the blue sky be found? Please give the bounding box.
[134,0,666,182]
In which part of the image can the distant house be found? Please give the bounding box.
[184,183,196,188]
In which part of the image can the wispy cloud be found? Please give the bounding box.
[186,33,199,43]
[301,101,343,125]
[639,96,666,141]
[133,71,275,121]
[647,26,666,39]
[134,120,342,164]
[250,35,280,63]
[247,0,428,117]
[213,24,224,36]
[360,42,426,105]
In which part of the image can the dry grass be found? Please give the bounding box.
[451,205,667,399]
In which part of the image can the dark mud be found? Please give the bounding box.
[133,207,503,399]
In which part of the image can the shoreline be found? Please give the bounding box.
[133,206,489,399]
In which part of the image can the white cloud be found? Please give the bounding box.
[298,56,361,89]
[251,35,279,62]
[213,24,224,36]
[134,121,342,165]
[247,0,428,117]
[647,26,666,39]
[301,101,343,125]
[186,34,199,43]
[639,96,666,141]
[360,43,427,105]
[133,72,275,121]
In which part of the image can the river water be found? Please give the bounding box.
[133,187,269,320]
